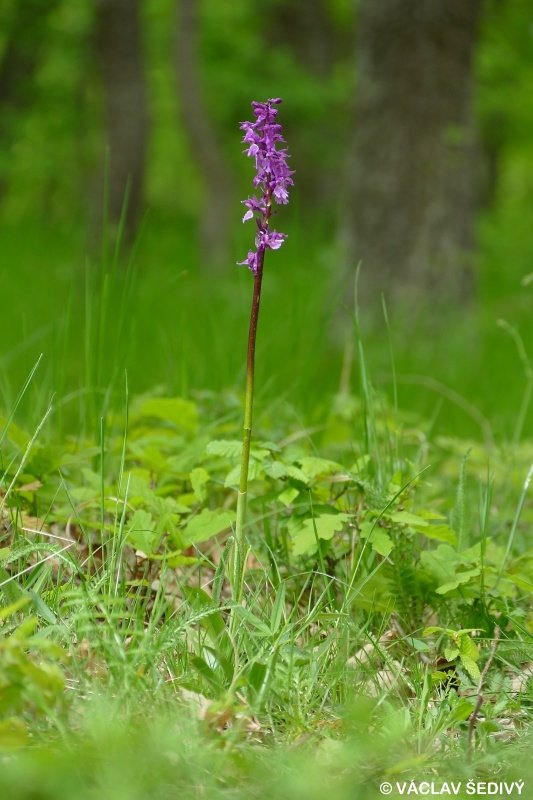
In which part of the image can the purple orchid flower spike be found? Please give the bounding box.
[238,98,294,274]
[231,99,293,608]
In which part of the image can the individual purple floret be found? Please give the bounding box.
[238,98,293,275]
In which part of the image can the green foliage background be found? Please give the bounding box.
[0,0,530,441]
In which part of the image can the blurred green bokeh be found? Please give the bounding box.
[0,0,531,440]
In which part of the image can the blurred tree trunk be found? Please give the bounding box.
[0,0,60,201]
[93,0,149,249]
[344,0,484,312]
[174,0,234,270]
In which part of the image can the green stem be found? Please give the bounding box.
[232,248,265,603]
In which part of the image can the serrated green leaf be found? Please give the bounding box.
[460,656,481,682]
[206,439,241,458]
[457,633,479,662]
[444,646,460,662]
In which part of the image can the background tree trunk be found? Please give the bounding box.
[174,0,234,270]
[344,0,484,312]
[93,0,149,249]
[0,0,60,202]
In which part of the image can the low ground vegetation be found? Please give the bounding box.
[1,361,532,797]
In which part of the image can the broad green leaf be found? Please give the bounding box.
[389,511,457,544]
[298,456,343,480]
[389,511,429,527]
[461,656,481,682]
[435,567,480,594]
[127,509,159,553]
[450,699,475,722]
[182,509,235,545]
[457,633,479,662]
[292,513,348,556]
[359,520,393,556]
[420,544,461,584]
[444,646,460,662]
[419,524,457,545]
[278,487,299,507]
[369,528,394,557]
[224,460,263,488]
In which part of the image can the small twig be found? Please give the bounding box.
[467,626,501,756]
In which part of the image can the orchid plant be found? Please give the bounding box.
[232,98,293,603]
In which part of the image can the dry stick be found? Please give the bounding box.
[467,626,501,756]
